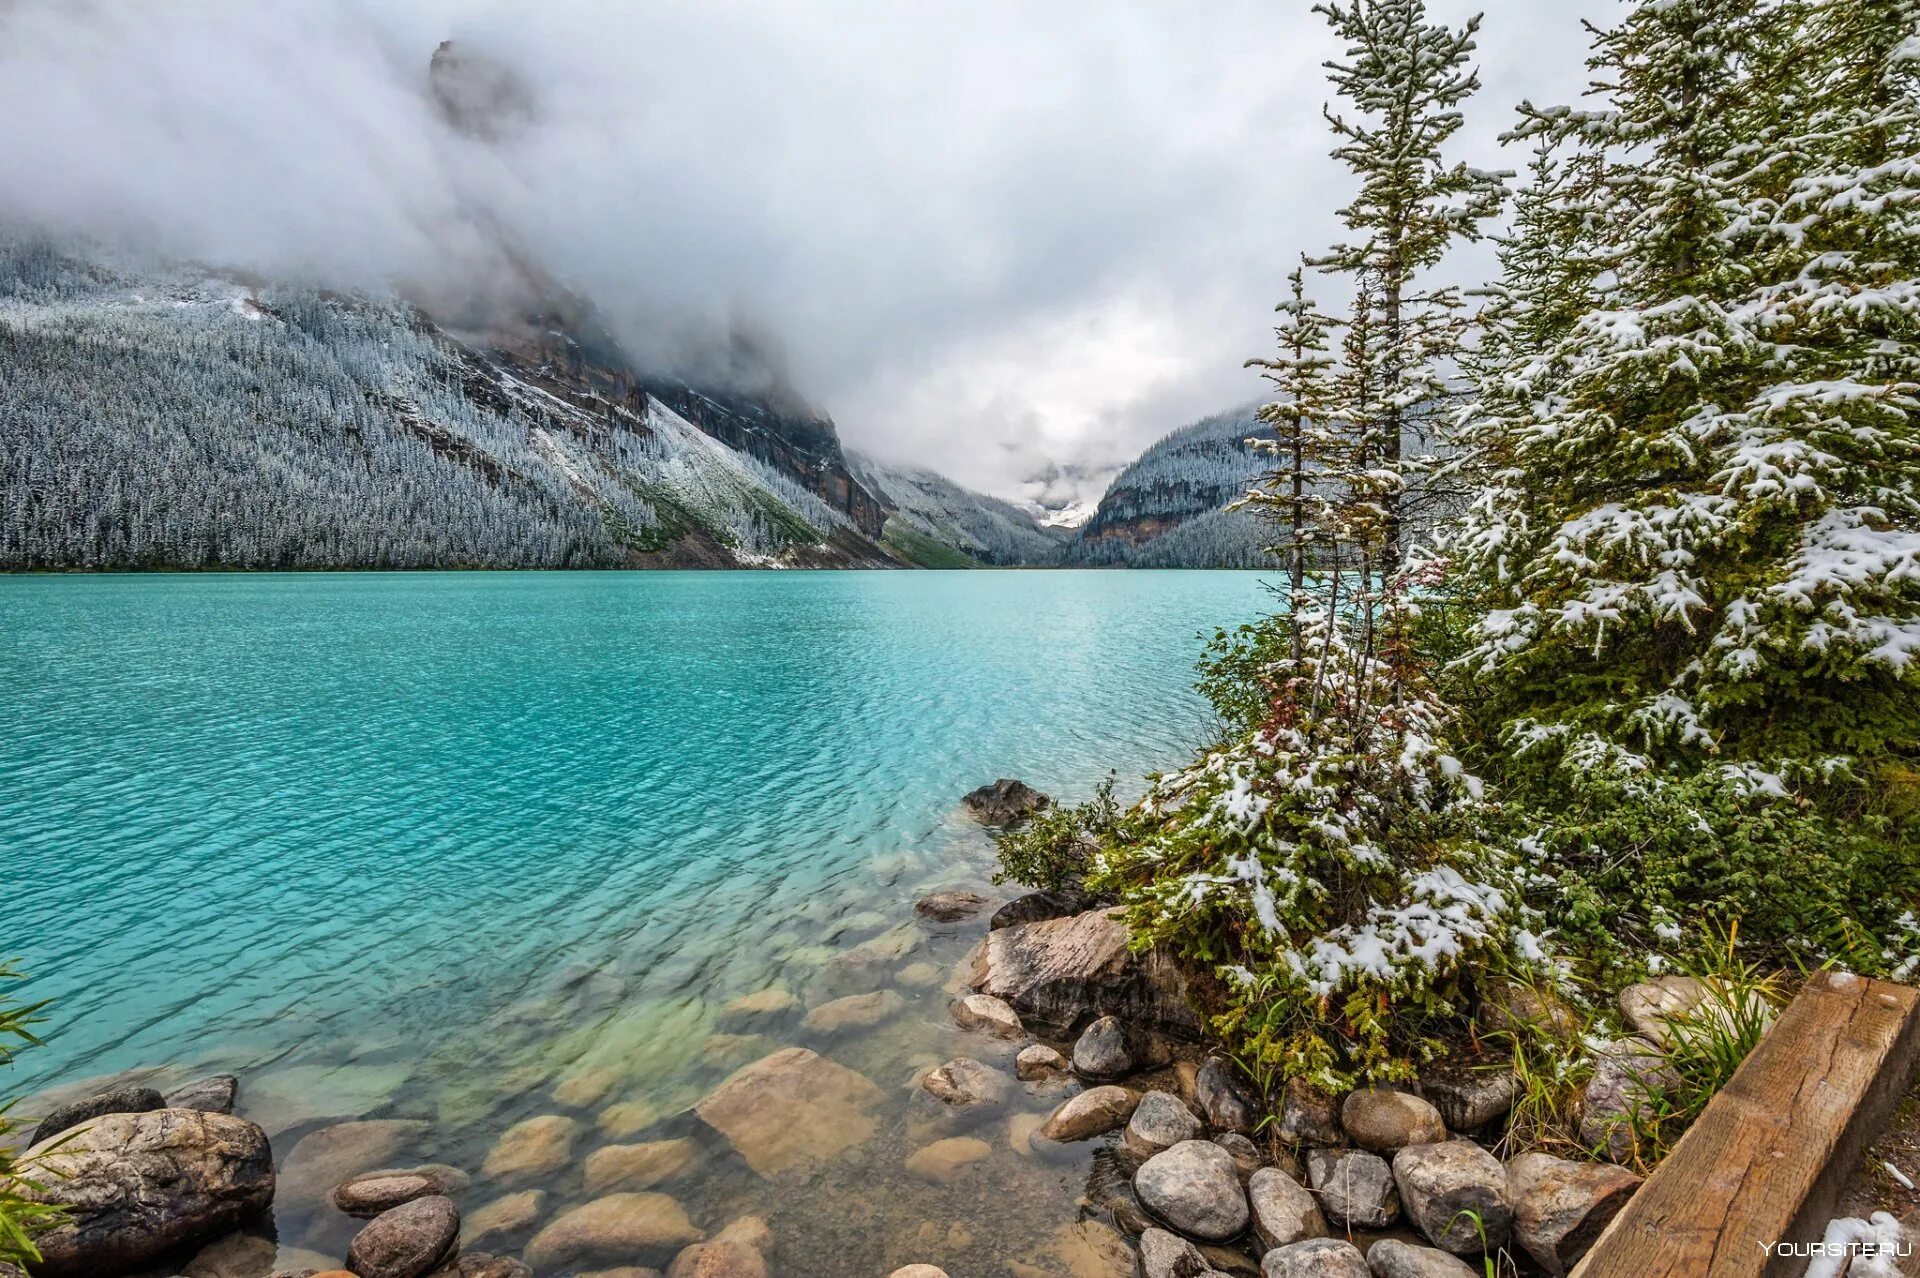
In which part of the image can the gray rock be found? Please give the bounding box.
[1248,1166,1326,1251]
[1195,1058,1264,1135]
[332,1171,441,1218]
[968,908,1202,1038]
[1214,1132,1263,1183]
[346,1195,461,1278]
[1418,1070,1516,1134]
[916,890,989,921]
[1476,981,1582,1039]
[1364,1238,1477,1278]
[1277,1080,1344,1147]
[952,994,1025,1039]
[1506,1151,1643,1276]
[1139,1225,1213,1278]
[1134,1139,1251,1242]
[1261,1237,1368,1278]
[165,1075,239,1116]
[1126,1091,1205,1158]
[1073,1015,1134,1079]
[1306,1148,1398,1229]
[456,1254,535,1278]
[990,889,1095,931]
[920,1057,1012,1108]
[1391,1141,1511,1255]
[23,1109,274,1277]
[1040,1085,1141,1141]
[1341,1089,1447,1152]
[1578,1037,1678,1164]
[962,778,1052,824]
[29,1086,166,1148]
[1615,976,1708,1048]
[1017,1044,1069,1080]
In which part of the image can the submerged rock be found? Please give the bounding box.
[1506,1152,1643,1276]
[454,1254,535,1278]
[29,1086,166,1148]
[24,1109,274,1278]
[344,1195,460,1278]
[166,1075,240,1116]
[1306,1148,1399,1229]
[962,778,1052,824]
[714,988,797,1029]
[904,1136,992,1182]
[525,1193,703,1271]
[278,1119,430,1208]
[969,908,1201,1038]
[583,1138,702,1193]
[801,989,906,1034]
[1134,1139,1250,1242]
[481,1114,576,1178]
[916,891,989,921]
[990,889,1095,931]
[920,1057,1012,1108]
[465,1189,546,1245]
[1392,1140,1511,1254]
[1040,1085,1141,1141]
[695,1046,884,1181]
[664,1216,773,1278]
[1259,1237,1367,1278]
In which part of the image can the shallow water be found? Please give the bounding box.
[3,569,1275,1276]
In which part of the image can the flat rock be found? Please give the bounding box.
[241,1062,411,1136]
[916,891,990,921]
[345,1195,460,1278]
[969,908,1201,1038]
[525,1193,704,1271]
[599,1100,662,1140]
[554,1065,623,1109]
[1306,1148,1398,1229]
[1248,1166,1326,1251]
[482,1114,575,1178]
[953,993,1025,1039]
[962,778,1052,824]
[695,1046,884,1181]
[166,1075,239,1116]
[1578,1037,1678,1164]
[1260,1238,1367,1278]
[991,889,1095,931]
[1418,1069,1516,1134]
[905,1136,992,1182]
[331,1172,440,1218]
[1277,1081,1344,1147]
[665,1223,770,1278]
[1364,1238,1477,1278]
[715,988,798,1028]
[465,1189,546,1244]
[29,1086,166,1148]
[1040,1085,1141,1141]
[1125,1091,1205,1158]
[1194,1058,1263,1135]
[1139,1226,1212,1278]
[802,989,906,1034]
[919,1057,1012,1108]
[1016,1044,1068,1080]
[1391,1141,1511,1255]
[1073,1015,1133,1079]
[584,1138,702,1193]
[278,1120,430,1208]
[1506,1152,1643,1276]
[24,1108,274,1278]
[1341,1089,1446,1152]
[1133,1139,1250,1242]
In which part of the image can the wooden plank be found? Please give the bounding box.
[1574,970,1920,1278]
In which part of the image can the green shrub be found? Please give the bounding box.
[0,962,61,1270]
[993,775,1124,894]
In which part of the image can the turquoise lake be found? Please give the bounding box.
[2,569,1276,1275]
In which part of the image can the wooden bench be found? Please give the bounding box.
[1573,970,1920,1277]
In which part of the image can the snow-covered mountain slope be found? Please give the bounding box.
[0,245,935,570]
[1062,407,1276,568]
[848,452,1064,567]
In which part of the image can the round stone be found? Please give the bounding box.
[1132,1138,1250,1242]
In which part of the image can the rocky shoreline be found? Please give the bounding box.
[7,782,1736,1278]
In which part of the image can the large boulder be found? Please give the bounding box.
[1125,1091,1205,1159]
[1248,1167,1326,1252]
[344,1195,460,1278]
[1040,1085,1141,1141]
[695,1047,884,1181]
[1578,1037,1678,1164]
[1306,1148,1398,1229]
[524,1193,703,1271]
[1072,1016,1133,1079]
[29,1086,166,1148]
[962,778,1052,824]
[1194,1059,1263,1135]
[1260,1238,1367,1278]
[1341,1089,1446,1153]
[1133,1139,1250,1242]
[969,908,1201,1038]
[1364,1239,1478,1278]
[1391,1141,1511,1255]
[23,1108,274,1277]
[1506,1152,1643,1276]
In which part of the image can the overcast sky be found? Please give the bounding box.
[0,0,1599,509]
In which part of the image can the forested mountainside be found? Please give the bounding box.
[1061,408,1274,568]
[848,452,1067,567]
[0,245,1045,571]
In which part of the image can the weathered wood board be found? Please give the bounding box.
[1573,969,1920,1277]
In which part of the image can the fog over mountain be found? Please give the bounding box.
[0,0,1591,510]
